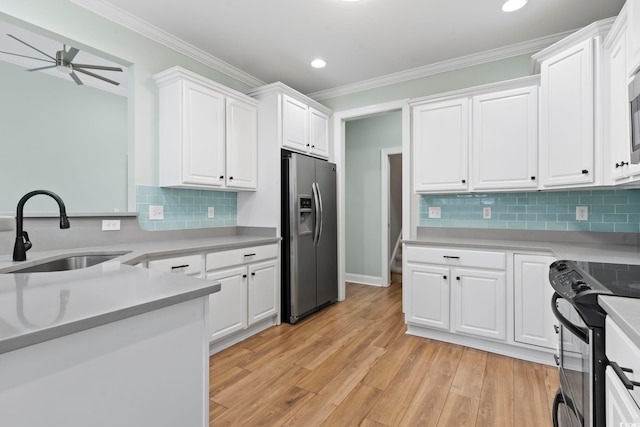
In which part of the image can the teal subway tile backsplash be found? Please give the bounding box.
[137,185,237,230]
[419,189,640,233]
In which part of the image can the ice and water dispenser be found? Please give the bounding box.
[298,195,313,235]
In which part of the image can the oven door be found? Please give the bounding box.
[552,293,591,427]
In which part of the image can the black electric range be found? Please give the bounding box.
[549,260,640,427]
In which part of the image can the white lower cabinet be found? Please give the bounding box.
[247,260,279,325]
[207,266,247,342]
[453,268,506,341]
[146,243,279,353]
[514,254,557,349]
[405,245,506,342]
[405,264,450,330]
[605,367,640,426]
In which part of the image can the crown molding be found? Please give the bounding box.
[308,30,576,101]
[70,0,266,88]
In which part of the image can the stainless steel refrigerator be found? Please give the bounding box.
[281,151,338,324]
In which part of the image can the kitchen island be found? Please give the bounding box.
[0,262,220,427]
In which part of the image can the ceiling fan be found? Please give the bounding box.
[0,34,123,86]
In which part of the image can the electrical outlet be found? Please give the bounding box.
[428,207,441,219]
[149,205,164,220]
[208,207,215,218]
[483,207,492,219]
[102,220,121,231]
[576,206,589,221]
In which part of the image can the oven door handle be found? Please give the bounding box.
[551,292,589,343]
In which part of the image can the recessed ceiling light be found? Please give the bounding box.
[502,0,527,12]
[339,0,362,2]
[311,58,326,69]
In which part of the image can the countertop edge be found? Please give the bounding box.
[0,282,220,355]
[598,295,640,347]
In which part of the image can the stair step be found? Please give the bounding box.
[391,265,403,274]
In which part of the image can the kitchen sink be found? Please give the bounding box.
[6,252,131,273]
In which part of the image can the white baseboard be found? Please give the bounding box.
[345,273,386,287]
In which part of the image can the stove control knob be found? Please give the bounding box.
[573,281,591,293]
[556,262,568,271]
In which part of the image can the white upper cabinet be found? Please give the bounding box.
[471,86,538,191]
[282,95,309,152]
[247,84,332,160]
[226,98,258,189]
[411,77,539,194]
[628,0,640,76]
[412,98,469,193]
[154,66,259,191]
[309,107,330,158]
[539,38,595,187]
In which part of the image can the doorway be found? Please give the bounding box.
[381,149,402,286]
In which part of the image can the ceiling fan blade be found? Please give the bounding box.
[26,64,57,72]
[69,71,83,86]
[72,63,123,72]
[7,34,56,61]
[74,67,120,86]
[0,50,55,63]
[64,47,79,63]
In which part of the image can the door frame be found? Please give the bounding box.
[381,147,402,287]
[332,99,410,301]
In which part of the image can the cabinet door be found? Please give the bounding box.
[207,266,247,342]
[309,107,329,159]
[628,0,640,76]
[413,98,469,192]
[226,98,258,189]
[453,268,506,340]
[405,263,450,330]
[182,80,226,187]
[282,94,309,152]
[514,254,556,349]
[607,26,640,182]
[605,367,640,426]
[247,260,278,325]
[471,87,538,190]
[539,38,594,187]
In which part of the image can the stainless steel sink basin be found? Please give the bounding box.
[8,252,131,273]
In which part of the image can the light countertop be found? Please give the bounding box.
[599,296,640,347]
[0,229,280,354]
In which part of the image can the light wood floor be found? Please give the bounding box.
[209,279,559,427]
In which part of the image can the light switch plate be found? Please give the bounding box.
[576,206,589,221]
[483,207,492,219]
[102,220,121,231]
[149,205,164,220]
[428,207,441,219]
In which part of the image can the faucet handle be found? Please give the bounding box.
[22,231,32,252]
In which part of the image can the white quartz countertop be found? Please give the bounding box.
[0,232,279,354]
[599,296,640,347]
[404,231,640,265]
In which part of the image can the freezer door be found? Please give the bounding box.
[287,153,317,319]
[315,159,338,305]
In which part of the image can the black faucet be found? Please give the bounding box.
[13,190,70,262]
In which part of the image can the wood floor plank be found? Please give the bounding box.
[475,353,514,427]
[209,281,559,426]
[320,383,382,427]
[397,342,465,426]
[365,339,441,426]
[450,347,488,399]
[513,359,554,427]
[362,334,421,390]
[437,393,479,427]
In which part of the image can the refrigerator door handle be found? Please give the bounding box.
[316,182,324,245]
[312,182,321,246]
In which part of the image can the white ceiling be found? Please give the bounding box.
[83,0,623,96]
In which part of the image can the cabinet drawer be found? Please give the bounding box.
[206,244,278,271]
[405,245,505,270]
[147,254,203,276]
[606,316,640,406]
